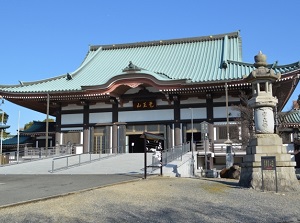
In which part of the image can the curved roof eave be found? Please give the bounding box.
[81,71,188,91]
[0,47,102,90]
[279,110,300,126]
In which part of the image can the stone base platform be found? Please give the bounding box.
[239,134,300,192]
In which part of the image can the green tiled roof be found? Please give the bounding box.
[279,110,300,127]
[0,31,299,93]
[21,121,55,134]
[2,136,31,145]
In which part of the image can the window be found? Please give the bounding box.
[216,125,240,142]
[63,132,81,145]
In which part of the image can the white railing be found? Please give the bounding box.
[0,146,73,165]
[50,146,124,173]
[151,142,191,167]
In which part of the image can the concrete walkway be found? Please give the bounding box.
[0,153,149,175]
[0,174,143,207]
[0,152,193,176]
[0,152,193,207]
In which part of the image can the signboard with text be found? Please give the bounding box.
[261,156,276,170]
[133,100,156,110]
[261,156,278,192]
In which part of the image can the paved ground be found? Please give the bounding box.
[0,174,142,207]
[1,154,299,222]
[0,177,299,223]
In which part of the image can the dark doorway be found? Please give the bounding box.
[128,134,165,153]
[128,135,144,153]
[186,132,202,143]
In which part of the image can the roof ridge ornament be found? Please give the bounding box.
[245,51,281,82]
[66,73,73,80]
[122,61,142,72]
[254,51,267,68]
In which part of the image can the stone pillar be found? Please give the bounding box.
[112,124,118,154]
[174,124,181,146]
[239,52,300,192]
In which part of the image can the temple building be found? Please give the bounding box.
[0,31,299,169]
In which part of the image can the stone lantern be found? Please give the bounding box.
[247,51,279,134]
[239,52,300,192]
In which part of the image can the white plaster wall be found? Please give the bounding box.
[61,114,83,125]
[61,127,83,131]
[180,108,207,120]
[213,106,240,118]
[89,112,112,123]
[124,88,141,94]
[180,97,206,105]
[75,146,83,154]
[61,104,83,111]
[80,132,84,144]
[213,95,240,103]
[90,102,112,109]
[119,109,173,122]
[122,101,133,108]
[156,99,169,106]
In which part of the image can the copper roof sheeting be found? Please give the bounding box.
[279,110,300,127]
[0,31,242,93]
[0,31,299,97]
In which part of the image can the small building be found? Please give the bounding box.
[0,31,299,169]
[2,121,56,154]
[278,102,300,167]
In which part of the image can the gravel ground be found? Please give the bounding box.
[0,177,299,223]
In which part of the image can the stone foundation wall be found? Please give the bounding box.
[239,166,299,191]
[239,134,300,192]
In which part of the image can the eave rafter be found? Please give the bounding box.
[0,67,299,115]
[160,80,251,94]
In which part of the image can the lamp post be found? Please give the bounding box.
[17,111,20,162]
[225,82,233,168]
[189,108,195,176]
[0,97,10,160]
[0,109,4,155]
[201,121,209,173]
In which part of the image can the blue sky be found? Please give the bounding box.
[0,0,299,135]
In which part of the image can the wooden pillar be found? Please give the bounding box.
[206,94,214,169]
[206,93,213,122]
[112,101,118,153]
[83,104,89,153]
[55,106,62,155]
[174,97,181,146]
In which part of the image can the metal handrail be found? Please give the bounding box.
[0,146,72,166]
[151,142,191,167]
[50,146,124,173]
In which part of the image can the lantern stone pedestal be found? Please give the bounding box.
[239,134,300,191]
[238,51,300,192]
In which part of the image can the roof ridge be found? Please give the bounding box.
[90,31,240,51]
[1,74,68,87]
[227,60,300,69]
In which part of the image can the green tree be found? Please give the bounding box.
[0,110,8,124]
[232,91,254,148]
[43,118,55,122]
[0,110,10,138]
[23,118,55,131]
[23,121,34,131]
